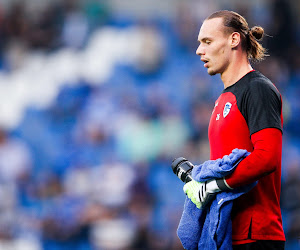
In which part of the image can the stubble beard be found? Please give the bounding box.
[207,68,217,76]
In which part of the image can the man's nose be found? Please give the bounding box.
[196,44,204,56]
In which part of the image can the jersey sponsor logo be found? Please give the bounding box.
[223,102,232,118]
[216,114,220,120]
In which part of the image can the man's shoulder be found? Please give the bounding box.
[243,71,280,96]
[223,70,280,98]
[243,70,270,85]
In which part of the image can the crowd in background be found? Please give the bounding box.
[0,0,299,249]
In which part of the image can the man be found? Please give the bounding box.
[184,10,285,249]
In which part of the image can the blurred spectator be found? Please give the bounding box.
[26,3,63,51]
[61,0,89,49]
[266,0,298,69]
[0,129,40,249]
[132,22,166,75]
[0,128,32,182]
[2,2,29,45]
[2,2,29,70]
[174,2,200,52]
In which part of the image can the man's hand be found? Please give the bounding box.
[183,180,202,208]
[199,179,221,208]
[183,179,221,209]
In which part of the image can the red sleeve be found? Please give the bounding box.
[225,128,282,188]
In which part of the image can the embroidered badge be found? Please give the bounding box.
[223,102,232,118]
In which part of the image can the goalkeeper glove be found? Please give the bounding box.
[183,179,221,209]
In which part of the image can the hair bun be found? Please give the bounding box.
[250,26,264,40]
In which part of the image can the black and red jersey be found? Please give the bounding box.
[208,70,285,242]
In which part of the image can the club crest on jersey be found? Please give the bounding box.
[223,102,232,118]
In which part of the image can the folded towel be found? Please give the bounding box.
[177,148,256,250]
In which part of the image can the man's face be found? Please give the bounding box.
[196,18,232,76]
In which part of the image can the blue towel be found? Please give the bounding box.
[177,148,256,250]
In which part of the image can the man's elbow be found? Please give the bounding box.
[255,149,279,176]
[261,154,279,175]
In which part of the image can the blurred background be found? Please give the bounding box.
[0,0,299,249]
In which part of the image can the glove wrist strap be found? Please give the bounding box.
[216,178,233,191]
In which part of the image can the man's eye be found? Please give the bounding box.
[206,41,211,44]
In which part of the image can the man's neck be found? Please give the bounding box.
[221,56,253,89]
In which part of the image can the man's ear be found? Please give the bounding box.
[231,32,241,49]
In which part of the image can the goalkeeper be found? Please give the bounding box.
[183,10,285,249]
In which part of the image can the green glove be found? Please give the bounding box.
[184,179,222,209]
[183,180,202,209]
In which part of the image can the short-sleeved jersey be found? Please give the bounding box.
[208,70,285,241]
